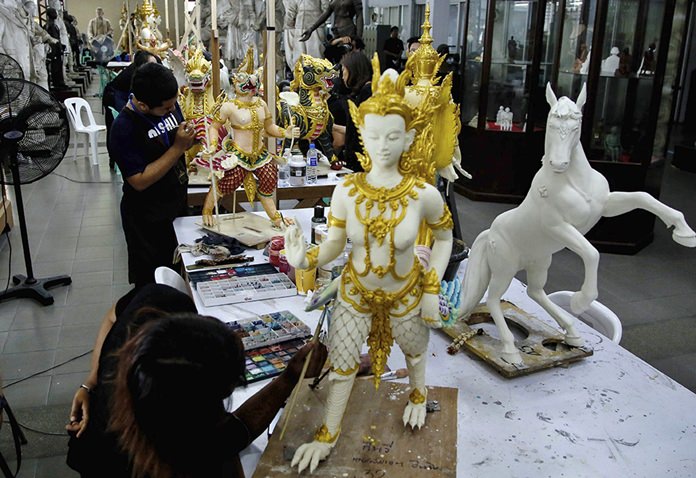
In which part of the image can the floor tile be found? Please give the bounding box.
[621,315,696,362]
[65,285,114,306]
[11,304,66,330]
[47,372,87,406]
[0,350,55,380]
[71,259,113,274]
[52,347,93,375]
[3,327,61,354]
[1,375,51,408]
[35,455,79,478]
[68,271,113,289]
[7,458,37,478]
[61,303,112,326]
[74,246,113,261]
[58,324,101,349]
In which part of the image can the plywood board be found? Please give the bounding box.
[441,301,593,378]
[253,380,458,478]
[196,212,283,247]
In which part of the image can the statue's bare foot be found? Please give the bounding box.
[291,441,332,474]
[202,213,216,227]
[403,399,427,429]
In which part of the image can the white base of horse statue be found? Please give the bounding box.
[459,83,696,365]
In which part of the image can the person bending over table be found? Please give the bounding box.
[109,62,195,287]
[66,284,327,478]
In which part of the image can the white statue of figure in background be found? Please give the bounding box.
[235,0,264,65]
[283,0,329,70]
[22,0,57,89]
[499,107,512,131]
[601,46,620,76]
[0,0,32,80]
[284,65,453,473]
[456,83,696,365]
[495,105,504,126]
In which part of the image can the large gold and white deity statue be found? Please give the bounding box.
[284,55,454,473]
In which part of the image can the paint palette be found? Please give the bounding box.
[226,310,312,350]
[243,338,307,383]
[190,264,297,307]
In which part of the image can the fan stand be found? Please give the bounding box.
[0,130,71,306]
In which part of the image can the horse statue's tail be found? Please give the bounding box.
[458,229,491,318]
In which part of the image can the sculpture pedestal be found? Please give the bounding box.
[254,380,458,477]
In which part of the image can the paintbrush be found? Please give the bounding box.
[380,368,409,381]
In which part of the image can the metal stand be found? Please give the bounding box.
[0,131,71,306]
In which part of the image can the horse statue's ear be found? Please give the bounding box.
[576,83,587,111]
[545,82,557,108]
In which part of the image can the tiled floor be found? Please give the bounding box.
[1,76,696,476]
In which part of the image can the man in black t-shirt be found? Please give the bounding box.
[382,26,403,71]
[109,63,195,287]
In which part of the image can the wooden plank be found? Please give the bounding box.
[254,380,458,478]
[441,301,593,378]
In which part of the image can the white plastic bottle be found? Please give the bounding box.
[288,151,306,186]
[278,148,291,187]
[306,143,318,184]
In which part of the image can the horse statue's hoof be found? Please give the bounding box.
[673,230,696,248]
[500,349,524,366]
[564,334,584,347]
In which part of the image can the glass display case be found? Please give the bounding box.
[456,0,691,253]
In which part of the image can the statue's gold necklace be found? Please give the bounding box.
[345,172,424,279]
[232,97,263,155]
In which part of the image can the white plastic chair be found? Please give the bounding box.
[154,266,191,297]
[548,290,622,343]
[64,97,107,166]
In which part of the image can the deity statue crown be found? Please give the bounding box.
[137,0,158,21]
[236,47,258,76]
[350,54,413,129]
[186,47,210,75]
[408,3,445,82]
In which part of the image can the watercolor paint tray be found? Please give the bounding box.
[226,310,312,351]
[191,264,297,307]
[243,338,307,383]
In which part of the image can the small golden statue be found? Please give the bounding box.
[135,0,171,57]
[178,47,219,170]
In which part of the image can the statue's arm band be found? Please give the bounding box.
[427,204,454,230]
[328,213,346,228]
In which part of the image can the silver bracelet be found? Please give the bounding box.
[80,384,92,393]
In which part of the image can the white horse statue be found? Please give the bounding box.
[459,83,696,365]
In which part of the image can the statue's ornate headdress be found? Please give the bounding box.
[349,54,420,172]
[349,54,413,129]
[185,47,210,76]
[236,47,257,76]
[137,0,159,21]
[233,47,263,94]
[407,3,446,83]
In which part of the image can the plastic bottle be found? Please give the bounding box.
[306,143,318,184]
[311,205,327,244]
[278,148,291,187]
[288,151,306,186]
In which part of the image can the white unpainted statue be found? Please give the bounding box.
[458,83,696,365]
[495,105,504,126]
[283,68,453,473]
[601,46,620,76]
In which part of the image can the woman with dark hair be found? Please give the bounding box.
[332,51,372,172]
[67,284,327,478]
[112,314,326,478]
